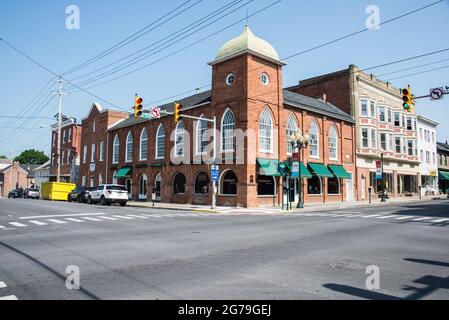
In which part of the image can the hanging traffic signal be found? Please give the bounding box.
[134,94,143,118]
[402,86,412,113]
[174,102,183,123]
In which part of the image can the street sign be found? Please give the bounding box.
[151,107,161,119]
[375,160,382,180]
[211,165,219,182]
[291,161,300,178]
[430,87,444,101]
[141,113,152,119]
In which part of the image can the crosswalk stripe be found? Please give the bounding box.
[432,218,449,223]
[82,217,102,222]
[97,216,118,221]
[9,222,27,227]
[395,216,414,220]
[413,217,432,221]
[0,225,5,229]
[65,218,85,223]
[47,219,67,224]
[0,295,18,300]
[126,215,148,219]
[29,220,47,226]
[0,281,6,289]
[361,214,383,218]
[112,215,135,220]
[141,214,163,218]
[377,215,397,219]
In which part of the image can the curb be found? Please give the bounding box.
[126,203,219,214]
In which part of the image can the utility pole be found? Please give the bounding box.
[53,79,68,183]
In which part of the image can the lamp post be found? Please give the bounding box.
[290,131,310,209]
[380,150,387,203]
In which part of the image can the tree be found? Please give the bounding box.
[0,155,7,159]
[14,149,49,165]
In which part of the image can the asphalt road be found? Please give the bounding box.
[0,197,448,300]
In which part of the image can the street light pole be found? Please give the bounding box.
[381,152,386,202]
[290,132,310,209]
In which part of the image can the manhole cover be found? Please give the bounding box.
[329,260,367,270]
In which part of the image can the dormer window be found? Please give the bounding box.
[226,73,235,86]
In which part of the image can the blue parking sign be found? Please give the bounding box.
[211,165,219,182]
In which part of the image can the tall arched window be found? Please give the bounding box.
[196,115,208,155]
[194,172,210,194]
[286,115,298,155]
[140,128,148,161]
[112,134,119,164]
[112,170,118,185]
[309,121,319,158]
[329,125,338,160]
[139,174,148,199]
[175,121,185,157]
[155,124,165,159]
[219,170,238,195]
[259,108,273,153]
[221,109,235,152]
[173,173,186,194]
[125,132,133,162]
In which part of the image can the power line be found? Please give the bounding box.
[377,57,449,77]
[386,64,449,81]
[0,115,53,120]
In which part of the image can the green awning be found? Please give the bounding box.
[286,163,313,178]
[328,165,352,179]
[115,167,132,178]
[308,163,334,178]
[257,159,281,176]
[439,171,449,181]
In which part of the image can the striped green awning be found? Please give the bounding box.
[328,165,352,179]
[114,167,132,178]
[257,159,281,176]
[439,171,449,181]
[308,163,334,178]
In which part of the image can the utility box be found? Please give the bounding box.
[41,182,76,201]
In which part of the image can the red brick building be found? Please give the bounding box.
[79,103,129,188]
[0,161,29,197]
[49,116,82,183]
[78,26,356,208]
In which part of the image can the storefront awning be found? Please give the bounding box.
[308,163,334,178]
[257,159,281,177]
[328,165,352,179]
[285,163,313,179]
[114,167,132,178]
[439,171,449,181]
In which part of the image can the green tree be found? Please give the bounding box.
[0,155,7,159]
[14,149,49,165]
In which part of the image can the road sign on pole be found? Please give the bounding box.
[430,87,444,101]
[211,165,219,182]
[376,160,382,180]
[151,107,161,119]
[291,161,300,178]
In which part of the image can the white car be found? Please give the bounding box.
[87,185,128,207]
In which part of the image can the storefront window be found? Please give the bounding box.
[220,171,238,195]
[257,175,275,196]
[194,172,210,194]
[328,177,340,194]
[173,173,186,194]
[307,175,322,195]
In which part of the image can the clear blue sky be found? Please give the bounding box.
[1,0,448,157]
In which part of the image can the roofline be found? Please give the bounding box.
[283,100,355,124]
[417,114,439,126]
[208,49,286,67]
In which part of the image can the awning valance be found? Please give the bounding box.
[257,159,281,177]
[439,171,449,181]
[114,167,132,178]
[308,163,334,178]
[328,165,352,179]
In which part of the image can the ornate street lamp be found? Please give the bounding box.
[290,131,310,209]
[377,148,387,203]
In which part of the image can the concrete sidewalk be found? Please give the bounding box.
[127,195,447,214]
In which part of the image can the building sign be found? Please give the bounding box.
[89,163,96,173]
[291,161,300,178]
[375,160,382,180]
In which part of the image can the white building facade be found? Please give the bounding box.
[417,115,439,196]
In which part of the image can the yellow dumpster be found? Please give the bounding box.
[41,182,76,201]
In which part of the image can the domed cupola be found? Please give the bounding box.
[209,25,285,66]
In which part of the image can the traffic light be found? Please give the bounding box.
[402,86,412,113]
[174,102,183,123]
[134,94,143,118]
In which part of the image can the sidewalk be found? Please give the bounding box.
[127,195,447,215]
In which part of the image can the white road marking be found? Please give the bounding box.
[65,218,85,223]
[0,225,5,229]
[0,295,18,300]
[432,218,449,223]
[413,217,432,221]
[377,215,397,220]
[97,216,118,221]
[21,213,105,220]
[0,281,6,289]
[142,214,163,218]
[361,214,383,218]
[47,219,67,224]
[395,216,414,220]
[335,214,354,218]
[126,215,148,219]
[28,220,47,226]
[112,215,135,220]
[9,222,27,227]
[82,217,102,222]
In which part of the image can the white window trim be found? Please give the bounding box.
[139,128,148,161]
[112,135,119,164]
[309,121,320,159]
[99,141,104,162]
[91,143,95,163]
[125,131,133,163]
[259,108,274,154]
[195,115,208,156]
[83,145,87,164]
[329,126,338,161]
[286,115,298,156]
[175,121,185,158]
[220,108,235,153]
[155,124,165,160]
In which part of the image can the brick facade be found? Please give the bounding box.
[0,162,29,197]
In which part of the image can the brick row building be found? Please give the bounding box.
[77,26,356,208]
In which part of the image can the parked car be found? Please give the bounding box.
[24,188,40,199]
[87,185,128,206]
[8,188,24,199]
[67,187,96,203]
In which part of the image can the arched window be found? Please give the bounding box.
[307,175,322,195]
[194,172,210,194]
[140,128,148,161]
[329,125,338,160]
[112,135,119,164]
[259,108,273,153]
[309,121,319,158]
[125,131,133,162]
[175,121,185,157]
[196,115,208,155]
[257,175,276,196]
[173,173,186,194]
[220,170,238,195]
[154,173,162,200]
[221,109,235,152]
[155,124,165,159]
[286,115,299,155]
[139,174,148,199]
